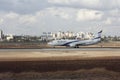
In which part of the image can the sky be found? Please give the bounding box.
[0,0,120,36]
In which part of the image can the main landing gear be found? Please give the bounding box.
[74,45,79,48]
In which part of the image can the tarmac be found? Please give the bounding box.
[0,47,120,52]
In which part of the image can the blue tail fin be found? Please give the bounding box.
[94,30,102,39]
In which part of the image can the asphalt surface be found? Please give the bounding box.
[0,48,120,52]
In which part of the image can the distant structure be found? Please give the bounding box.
[41,31,94,41]
[0,30,99,42]
[6,34,14,41]
[41,32,55,41]
[0,30,4,41]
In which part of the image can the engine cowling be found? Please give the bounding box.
[68,43,76,48]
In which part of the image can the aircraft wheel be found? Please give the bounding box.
[74,46,79,48]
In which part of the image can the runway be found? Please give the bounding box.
[0,47,120,52]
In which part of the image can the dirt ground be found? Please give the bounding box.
[0,58,120,80]
[0,49,120,80]
[0,50,120,61]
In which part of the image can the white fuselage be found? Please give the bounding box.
[48,38,101,47]
[48,30,102,47]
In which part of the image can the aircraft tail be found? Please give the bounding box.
[94,30,102,39]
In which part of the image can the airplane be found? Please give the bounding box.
[48,30,102,48]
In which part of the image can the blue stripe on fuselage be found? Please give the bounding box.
[94,37,101,39]
[61,40,79,46]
